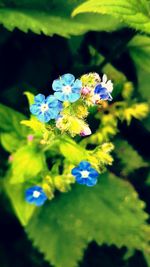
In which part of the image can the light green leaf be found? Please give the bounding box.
[114,138,148,175]
[60,138,88,164]
[128,35,150,131]
[24,91,35,106]
[10,145,46,184]
[0,1,122,38]
[5,178,36,226]
[0,132,22,153]
[72,0,150,34]
[21,117,45,135]
[0,103,28,136]
[26,172,150,267]
[128,35,150,73]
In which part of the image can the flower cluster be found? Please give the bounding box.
[26,72,113,206]
[30,72,113,137]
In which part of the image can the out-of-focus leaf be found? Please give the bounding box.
[21,117,45,135]
[145,172,150,185]
[128,35,150,131]
[125,103,149,124]
[5,176,36,226]
[60,138,87,164]
[114,138,148,175]
[24,91,35,106]
[26,172,150,267]
[0,0,122,38]
[72,0,150,34]
[10,145,46,184]
[0,132,23,153]
[0,103,27,135]
[129,35,150,73]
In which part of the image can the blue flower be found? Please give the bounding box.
[25,186,47,206]
[71,161,99,187]
[30,94,62,123]
[52,73,82,103]
[94,74,113,102]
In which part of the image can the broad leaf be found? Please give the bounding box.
[26,172,150,267]
[10,145,46,184]
[5,177,36,226]
[72,0,150,34]
[0,0,122,38]
[114,138,148,175]
[0,103,27,135]
[0,132,22,153]
[128,35,150,73]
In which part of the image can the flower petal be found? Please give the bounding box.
[94,84,106,95]
[38,112,51,122]
[86,177,97,187]
[79,161,91,170]
[107,80,113,93]
[48,109,60,120]
[34,94,45,103]
[76,176,86,185]
[46,95,60,108]
[68,93,80,103]
[61,73,75,85]
[54,92,68,102]
[35,195,47,206]
[71,167,80,176]
[102,74,107,83]
[89,168,99,178]
[30,104,40,115]
[72,79,82,93]
[52,79,63,92]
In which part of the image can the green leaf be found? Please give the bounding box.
[10,145,46,184]
[0,1,122,38]
[72,0,150,34]
[128,35,150,73]
[114,138,148,175]
[26,172,150,267]
[24,91,35,106]
[145,172,150,185]
[128,35,150,99]
[0,132,22,153]
[0,103,28,135]
[60,137,88,164]
[128,35,150,131]
[5,177,36,226]
[21,117,46,135]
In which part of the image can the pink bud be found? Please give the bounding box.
[27,135,34,142]
[80,126,92,137]
[8,155,14,162]
[81,87,90,95]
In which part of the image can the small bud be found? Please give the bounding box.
[80,126,92,136]
[8,155,13,162]
[27,134,34,142]
[81,87,91,95]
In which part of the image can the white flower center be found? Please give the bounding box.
[62,85,72,95]
[40,103,49,113]
[80,170,89,178]
[33,190,41,198]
